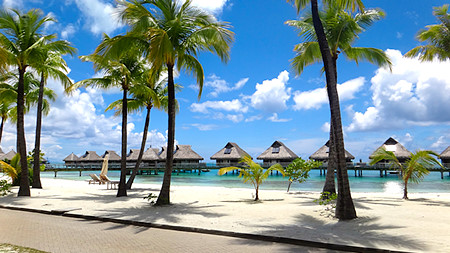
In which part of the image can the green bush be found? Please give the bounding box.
[0,180,12,196]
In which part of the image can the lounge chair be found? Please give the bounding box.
[88,174,104,185]
[100,174,119,189]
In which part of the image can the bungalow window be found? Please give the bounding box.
[224,148,232,154]
[272,147,280,153]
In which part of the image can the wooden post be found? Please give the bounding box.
[54,171,57,177]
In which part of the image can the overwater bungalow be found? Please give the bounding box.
[101,150,121,166]
[309,141,355,165]
[210,142,251,167]
[369,137,412,166]
[257,141,298,167]
[440,146,450,169]
[159,145,204,168]
[63,152,79,167]
[0,150,16,161]
[127,148,161,168]
[78,151,102,168]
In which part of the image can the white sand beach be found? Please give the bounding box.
[1,178,450,252]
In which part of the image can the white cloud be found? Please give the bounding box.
[190,99,248,114]
[226,114,244,123]
[250,70,291,113]
[347,49,450,132]
[267,113,291,123]
[73,0,122,35]
[293,77,365,110]
[202,74,248,97]
[321,122,330,132]
[189,0,228,13]
[2,0,23,9]
[245,115,263,122]
[191,123,219,131]
[61,24,76,39]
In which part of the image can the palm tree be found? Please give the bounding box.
[0,8,55,196]
[32,46,75,189]
[71,35,147,197]
[370,149,443,199]
[117,0,234,205]
[0,96,14,146]
[287,0,365,220]
[405,5,450,61]
[286,2,391,199]
[218,156,285,201]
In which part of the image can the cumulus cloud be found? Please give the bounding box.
[250,70,291,113]
[2,0,23,9]
[189,0,228,13]
[72,0,122,35]
[200,74,248,97]
[267,113,291,123]
[190,99,248,114]
[190,123,219,131]
[61,24,76,39]
[293,77,365,110]
[245,115,263,123]
[347,49,450,132]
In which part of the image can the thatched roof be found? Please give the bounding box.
[257,141,298,160]
[127,148,160,161]
[440,146,450,159]
[309,141,355,160]
[210,142,251,160]
[101,150,121,161]
[78,151,101,162]
[159,145,203,161]
[63,152,79,162]
[369,137,411,159]
[0,150,16,161]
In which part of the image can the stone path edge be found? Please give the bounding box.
[0,205,405,253]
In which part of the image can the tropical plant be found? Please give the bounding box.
[0,153,32,186]
[286,0,377,220]
[71,35,148,197]
[405,5,450,61]
[0,157,18,180]
[0,180,12,196]
[218,156,285,201]
[32,45,75,189]
[117,0,234,205]
[0,8,55,196]
[369,149,443,200]
[285,158,322,192]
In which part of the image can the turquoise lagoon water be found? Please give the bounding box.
[41,169,450,194]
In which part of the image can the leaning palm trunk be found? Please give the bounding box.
[117,88,128,197]
[32,72,45,189]
[126,105,151,189]
[156,64,175,205]
[0,116,4,145]
[17,67,30,196]
[310,0,356,220]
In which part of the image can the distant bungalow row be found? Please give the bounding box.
[49,137,450,170]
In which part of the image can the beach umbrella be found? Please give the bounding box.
[100,154,109,177]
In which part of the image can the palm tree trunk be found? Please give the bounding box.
[0,116,4,145]
[126,105,152,189]
[322,119,336,197]
[310,0,356,220]
[403,174,410,199]
[117,87,128,197]
[32,73,45,189]
[156,64,175,206]
[255,185,259,201]
[287,181,292,192]
[17,67,30,196]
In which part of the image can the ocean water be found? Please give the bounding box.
[41,169,450,194]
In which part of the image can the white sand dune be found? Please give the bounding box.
[1,178,450,252]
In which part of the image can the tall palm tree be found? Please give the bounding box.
[117,0,234,205]
[370,149,443,199]
[71,35,147,197]
[286,3,391,198]
[405,5,450,61]
[287,0,364,220]
[0,8,55,196]
[0,95,14,146]
[32,46,75,189]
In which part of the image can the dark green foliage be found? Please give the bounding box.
[0,180,12,196]
[285,158,322,192]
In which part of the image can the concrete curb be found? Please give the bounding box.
[0,205,407,253]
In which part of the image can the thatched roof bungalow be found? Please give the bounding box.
[127,148,161,167]
[159,145,204,168]
[210,142,251,167]
[369,137,411,164]
[78,151,102,164]
[101,150,121,164]
[257,141,298,167]
[63,152,79,165]
[440,146,450,168]
[0,150,16,161]
[309,141,355,163]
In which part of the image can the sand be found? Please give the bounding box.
[1,178,449,252]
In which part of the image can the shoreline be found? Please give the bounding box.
[1,178,450,252]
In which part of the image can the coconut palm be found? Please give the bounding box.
[71,35,147,197]
[286,2,391,200]
[0,8,55,196]
[370,149,443,199]
[405,5,450,61]
[32,46,75,189]
[117,0,234,205]
[286,0,365,220]
[0,95,14,146]
[218,156,285,201]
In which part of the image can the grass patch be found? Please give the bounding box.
[0,243,48,253]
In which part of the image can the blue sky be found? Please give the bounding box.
[1,0,450,163]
